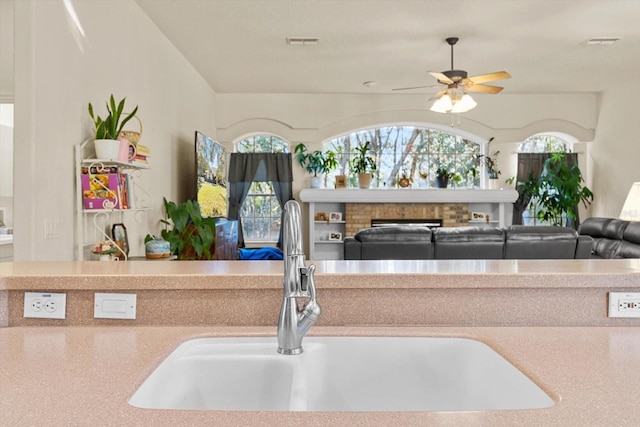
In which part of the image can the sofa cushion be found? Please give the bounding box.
[623,222,640,244]
[604,219,629,240]
[578,217,612,238]
[617,222,640,258]
[355,226,432,242]
[505,226,578,259]
[433,227,505,259]
[355,226,434,260]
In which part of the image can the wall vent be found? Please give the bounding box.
[584,37,622,46]
[286,37,320,46]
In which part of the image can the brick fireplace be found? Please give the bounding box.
[344,203,469,236]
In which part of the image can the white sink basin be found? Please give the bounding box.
[129,336,554,412]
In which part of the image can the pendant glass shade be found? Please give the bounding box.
[430,87,477,114]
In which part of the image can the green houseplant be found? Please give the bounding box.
[294,143,338,188]
[519,153,593,227]
[160,198,217,260]
[435,167,453,188]
[350,141,377,189]
[88,94,138,160]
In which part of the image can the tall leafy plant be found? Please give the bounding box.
[88,94,139,140]
[520,153,593,227]
[160,198,217,260]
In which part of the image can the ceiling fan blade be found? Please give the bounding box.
[429,71,454,85]
[467,71,511,84]
[392,84,435,91]
[464,84,504,94]
[429,88,447,101]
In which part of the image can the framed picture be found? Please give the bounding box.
[471,212,487,221]
[315,212,329,221]
[329,212,343,222]
[335,175,347,189]
[111,223,129,259]
[329,232,342,241]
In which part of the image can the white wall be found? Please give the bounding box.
[590,78,640,218]
[13,0,217,260]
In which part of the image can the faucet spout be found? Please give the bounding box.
[277,200,321,355]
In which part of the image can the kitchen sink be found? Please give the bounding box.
[129,336,554,412]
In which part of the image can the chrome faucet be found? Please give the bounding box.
[277,200,321,355]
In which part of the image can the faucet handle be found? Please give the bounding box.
[303,264,317,303]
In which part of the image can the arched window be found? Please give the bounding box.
[518,134,571,153]
[516,134,575,226]
[236,135,290,244]
[323,125,481,188]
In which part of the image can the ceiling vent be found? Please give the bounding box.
[286,37,319,46]
[584,37,622,46]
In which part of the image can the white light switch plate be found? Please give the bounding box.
[94,293,137,319]
[24,292,66,319]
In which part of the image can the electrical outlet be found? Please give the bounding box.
[608,292,640,318]
[24,292,66,319]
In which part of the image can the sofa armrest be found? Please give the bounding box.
[575,235,594,259]
[343,236,361,260]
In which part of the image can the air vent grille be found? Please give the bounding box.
[584,37,622,45]
[286,37,320,46]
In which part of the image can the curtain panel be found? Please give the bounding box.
[227,153,293,248]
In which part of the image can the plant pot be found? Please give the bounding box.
[334,174,347,189]
[145,238,171,259]
[435,176,449,188]
[487,178,500,190]
[310,176,322,189]
[358,173,372,189]
[94,139,121,160]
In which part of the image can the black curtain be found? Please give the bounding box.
[512,153,579,227]
[227,153,293,248]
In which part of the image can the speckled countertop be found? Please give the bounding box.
[1,325,639,426]
[1,259,639,425]
[2,259,640,290]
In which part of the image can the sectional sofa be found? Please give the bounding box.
[343,225,593,260]
[578,217,640,258]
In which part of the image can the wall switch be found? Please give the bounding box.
[24,292,66,319]
[94,293,137,319]
[608,292,640,318]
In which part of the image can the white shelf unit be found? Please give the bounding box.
[75,141,151,261]
[307,202,345,260]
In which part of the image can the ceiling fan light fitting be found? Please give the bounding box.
[451,94,477,113]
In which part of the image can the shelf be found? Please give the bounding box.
[314,220,346,224]
[314,240,344,244]
[81,208,152,214]
[81,158,149,170]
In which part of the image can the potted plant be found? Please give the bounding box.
[476,138,501,189]
[350,141,377,189]
[160,198,217,260]
[519,153,593,228]
[435,167,453,188]
[294,143,338,188]
[88,94,138,160]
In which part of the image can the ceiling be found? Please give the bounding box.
[135,0,640,96]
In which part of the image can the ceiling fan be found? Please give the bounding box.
[393,37,511,113]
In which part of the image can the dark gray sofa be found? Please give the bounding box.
[344,225,593,260]
[578,217,640,258]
